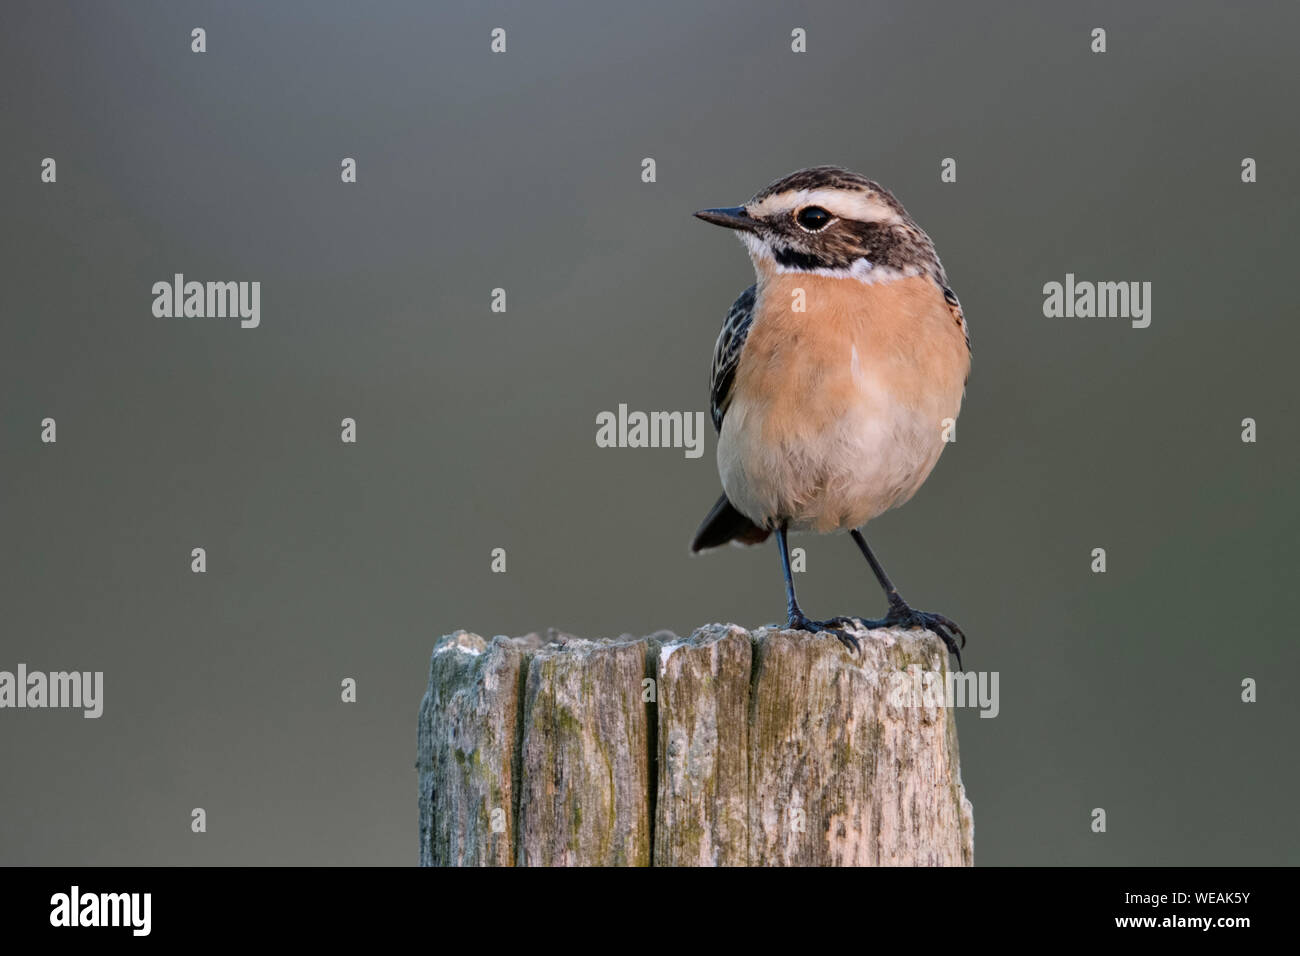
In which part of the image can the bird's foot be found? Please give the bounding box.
[786,611,861,653]
[843,603,967,669]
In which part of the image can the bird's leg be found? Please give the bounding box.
[848,527,906,612]
[776,523,860,652]
[824,529,967,667]
[775,524,807,624]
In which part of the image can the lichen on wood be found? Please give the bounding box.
[418,624,973,866]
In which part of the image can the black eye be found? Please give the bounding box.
[795,206,832,231]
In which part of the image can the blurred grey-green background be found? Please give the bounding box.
[2,0,1297,865]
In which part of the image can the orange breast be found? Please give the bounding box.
[736,273,969,445]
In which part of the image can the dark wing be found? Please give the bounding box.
[941,283,971,355]
[939,281,972,387]
[709,284,756,432]
[691,284,770,552]
[930,253,971,360]
[690,492,769,551]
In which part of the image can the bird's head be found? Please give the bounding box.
[695,165,938,282]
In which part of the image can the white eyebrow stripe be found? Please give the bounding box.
[748,187,900,224]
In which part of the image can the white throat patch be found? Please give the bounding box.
[739,232,918,285]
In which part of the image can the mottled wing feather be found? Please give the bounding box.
[941,283,971,353]
[694,284,768,551]
[709,284,756,432]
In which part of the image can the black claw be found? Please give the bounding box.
[783,604,964,663]
[929,613,967,649]
[832,629,861,653]
[936,629,964,671]
[786,613,861,653]
[858,604,968,669]
[823,615,862,630]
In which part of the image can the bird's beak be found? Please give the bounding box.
[694,206,758,232]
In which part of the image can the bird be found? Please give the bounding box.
[690,165,971,665]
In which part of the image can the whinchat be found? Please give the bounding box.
[690,166,971,663]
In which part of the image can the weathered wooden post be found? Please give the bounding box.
[418,624,974,866]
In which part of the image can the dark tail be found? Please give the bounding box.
[690,494,770,552]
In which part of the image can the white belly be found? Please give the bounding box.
[717,376,950,534]
[714,271,968,534]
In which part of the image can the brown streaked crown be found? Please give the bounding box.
[730,165,945,282]
[696,165,970,356]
